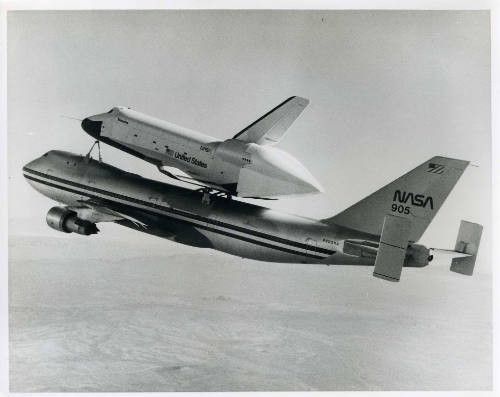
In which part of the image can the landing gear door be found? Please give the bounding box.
[373,215,411,282]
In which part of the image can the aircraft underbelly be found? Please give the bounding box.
[117,212,214,249]
[187,228,375,265]
[115,209,316,262]
[199,229,313,263]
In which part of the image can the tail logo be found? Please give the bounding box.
[427,163,445,174]
[393,190,434,209]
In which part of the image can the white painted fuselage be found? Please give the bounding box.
[23,151,374,265]
[81,107,323,197]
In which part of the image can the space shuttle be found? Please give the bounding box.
[81,96,323,198]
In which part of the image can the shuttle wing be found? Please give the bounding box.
[232,96,309,145]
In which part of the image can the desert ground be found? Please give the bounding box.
[9,227,491,391]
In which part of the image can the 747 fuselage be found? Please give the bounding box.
[23,150,480,282]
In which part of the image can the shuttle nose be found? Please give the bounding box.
[81,118,102,139]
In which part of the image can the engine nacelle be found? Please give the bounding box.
[46,206,98,235]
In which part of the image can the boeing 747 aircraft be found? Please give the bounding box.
[23,150,482,282]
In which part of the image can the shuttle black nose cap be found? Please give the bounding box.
[81,118,102,139]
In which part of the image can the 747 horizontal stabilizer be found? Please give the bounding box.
[432,220,483,276]
[373,218,483,282]
[373,215,411,282]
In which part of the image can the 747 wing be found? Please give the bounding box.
[69,198,148,228]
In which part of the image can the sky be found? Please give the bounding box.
[7,10,491,256]
[4,8,493,393]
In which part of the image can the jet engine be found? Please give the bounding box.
[46,206,99,235]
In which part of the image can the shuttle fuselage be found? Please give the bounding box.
[81,98,323,197]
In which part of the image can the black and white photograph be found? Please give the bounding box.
[1,2,495,394]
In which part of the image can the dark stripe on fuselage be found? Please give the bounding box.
[23,172,329,260]
[23,167,335,256]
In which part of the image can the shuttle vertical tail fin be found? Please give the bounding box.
[232,96,309,145]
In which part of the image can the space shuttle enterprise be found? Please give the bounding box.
[81,96,323,198]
